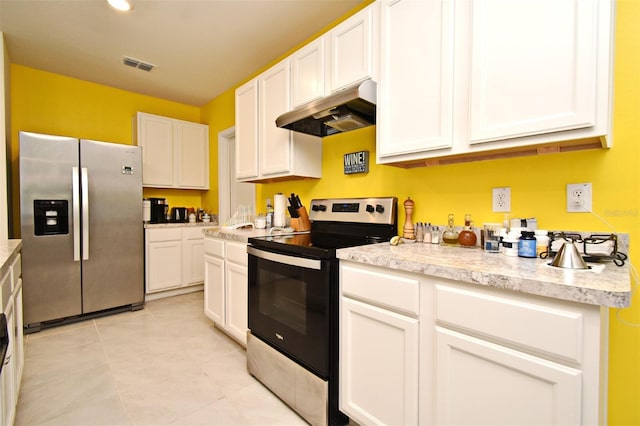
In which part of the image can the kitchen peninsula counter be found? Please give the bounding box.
[202,226,271,243]
[0,239,22,278]
[337,242,631,308]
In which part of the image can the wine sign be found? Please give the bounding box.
[343,150,369,174]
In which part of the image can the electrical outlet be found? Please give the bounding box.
[492,187,511,212]
[567,183,592,212]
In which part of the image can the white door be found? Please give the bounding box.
[377,0,455,158]
[467,0,598,144]
[204,254,225,325]
[218,127,255,224]
[340,297,419,425]
[435,326,582,425]
[225,261,248,346]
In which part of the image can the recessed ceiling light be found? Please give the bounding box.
[107,0,133,12]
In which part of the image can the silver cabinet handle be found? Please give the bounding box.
[72,167,80,261]
[81,167,89,260]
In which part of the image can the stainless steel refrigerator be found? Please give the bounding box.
[19,131,144,331]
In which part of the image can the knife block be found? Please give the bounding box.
[291,206,311,232]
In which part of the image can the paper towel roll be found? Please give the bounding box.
[274,193,287,227]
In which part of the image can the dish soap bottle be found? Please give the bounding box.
[458,213,477,247]
[442,213,459,246]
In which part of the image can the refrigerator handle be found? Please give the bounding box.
[72,167,81,261]
[82,167,89,260]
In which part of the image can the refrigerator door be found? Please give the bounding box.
[80,140,144,313]
[20,132,82,325]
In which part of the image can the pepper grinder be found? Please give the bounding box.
[403,197,415,239]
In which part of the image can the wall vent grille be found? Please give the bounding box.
[123,56,155,72]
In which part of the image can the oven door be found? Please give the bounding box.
[247,245,331,378]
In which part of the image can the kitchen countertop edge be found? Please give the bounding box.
[0,239,22,279]
[337,242,631,308]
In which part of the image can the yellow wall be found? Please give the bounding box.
[9,64,206,235]
[201,2,640,424]
[7,0,639,423]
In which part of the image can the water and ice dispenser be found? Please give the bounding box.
[33,200,69,235]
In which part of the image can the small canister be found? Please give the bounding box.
[534,230,549,257]
[502,232,519,257]
[518,231,537,258]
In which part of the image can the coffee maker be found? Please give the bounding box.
[148,198,167,223]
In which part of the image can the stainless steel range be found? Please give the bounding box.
[247,197,397,425]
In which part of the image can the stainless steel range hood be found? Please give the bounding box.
[276,79,376,137]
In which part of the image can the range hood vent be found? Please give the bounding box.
[276,79,376,137]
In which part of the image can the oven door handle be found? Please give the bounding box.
[247,246,322,270]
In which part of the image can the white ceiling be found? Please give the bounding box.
[0,0,363,106]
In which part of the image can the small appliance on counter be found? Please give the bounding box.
[170,207,188,223]
[149,198,168,223]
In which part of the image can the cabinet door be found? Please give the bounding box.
[435,326,582,425]
[468,0,598,144]
[377,0,455,158]
[146,241,182,293]
[291,38,326,108]
[204,254,225,325]
[225,261,248,346]
[259,60,292,176]
[235,79,259,180]
[1,298,15,426]
[137,113,174,187]
[340,297,419,425]
[328,5,375,92]
[175,121,209,189]
[182,236,205,285]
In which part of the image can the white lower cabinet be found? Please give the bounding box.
[339,263,419,425]
[145,227,205,295]
[339,260,606,426]
[1,252,23,426]
[204,237,248,346]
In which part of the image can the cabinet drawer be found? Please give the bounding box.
[11,254,21,288]
[341,264,419,316]
[226,242,247,266]
[147,228,182,242]
[435,284,584,363]
[205,237,225,257]
[1,271,11,312]
[182,227,205,240]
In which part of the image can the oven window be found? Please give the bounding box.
[258,267,308,334]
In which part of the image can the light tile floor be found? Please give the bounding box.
[15,291,308,425]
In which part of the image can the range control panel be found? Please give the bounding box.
[308,197,397,225]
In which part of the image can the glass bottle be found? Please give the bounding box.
[442,214,459,246]
[458,213,478,247]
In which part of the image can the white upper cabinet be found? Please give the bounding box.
[377,0,455,158]
[136,112,209,189]
[259,61,294,176]
[328,4,377,92]
[235,80,259,180]
[377,0,614,166]
[291,38,327,108]
[291,2,378,108]
[467,0,601,144]
[235,60,322,183]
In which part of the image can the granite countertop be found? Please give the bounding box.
[337,242,631,308]
[145,222,218,229]
[0,239,22,280]
[202,226,272,243]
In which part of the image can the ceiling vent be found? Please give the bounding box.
[123,56,155,72]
